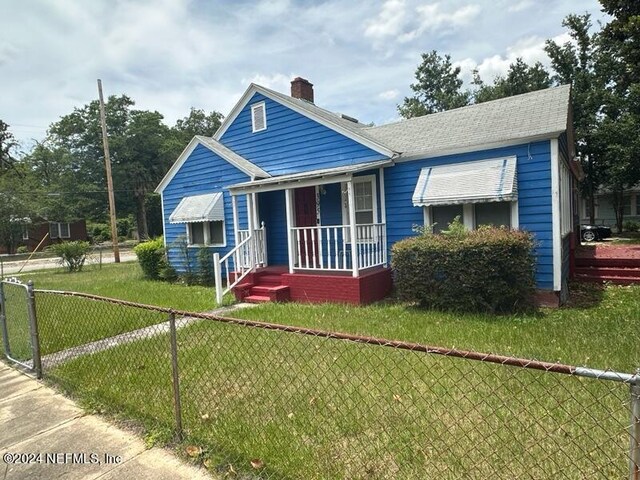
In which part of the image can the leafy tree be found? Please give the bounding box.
[0,120,19,174]
[398,51,470,118]
[472,59,553,103]
[172,108,223,145]
[545,13,605,223]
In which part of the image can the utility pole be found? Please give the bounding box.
[97,79,120,263]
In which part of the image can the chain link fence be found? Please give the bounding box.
[1,281,639,479]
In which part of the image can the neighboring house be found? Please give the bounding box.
[580,186,640,230]
[156,78,580,306]
[1,219,88,254]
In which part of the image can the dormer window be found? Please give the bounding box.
[251,102,266,132]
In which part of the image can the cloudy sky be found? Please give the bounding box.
[1,0,607,148]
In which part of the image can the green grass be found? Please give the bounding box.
[231,282,640,372]
[50,315,632,479]
[3,262,226,356]
[15,262,218,311]
[7,266,638,478]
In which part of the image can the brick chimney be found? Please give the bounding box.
[290,77,314,103]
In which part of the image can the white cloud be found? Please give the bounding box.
[364,0,407,40]
[456,32,573,83]
[242,73,294,93]
[378,89,400,100]
[508,0,534,13]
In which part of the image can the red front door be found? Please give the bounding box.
[294,187,318,267]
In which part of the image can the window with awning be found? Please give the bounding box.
[412,156,517,207]
[170,193,226,246]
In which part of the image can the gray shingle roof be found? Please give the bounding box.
[363,84,571,158]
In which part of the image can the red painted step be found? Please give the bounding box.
[575,275,640,286]
[575,267,640,278]
[257,274,284,286]
[576,258,640,268]
[244,295,271,303]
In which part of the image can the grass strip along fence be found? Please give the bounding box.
[3,285,639,479]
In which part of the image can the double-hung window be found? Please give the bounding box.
[50,222,71,239]
[187,221,225,247]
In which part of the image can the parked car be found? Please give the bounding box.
[580,224,612,242]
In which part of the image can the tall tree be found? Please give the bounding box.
[398,51,470,118]
[545,13,606,224]
[472,59,553,103]
[172,108,223,145]
[0,120,19,174]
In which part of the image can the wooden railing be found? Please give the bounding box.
[290,223,386,272]
[213,224,266,305]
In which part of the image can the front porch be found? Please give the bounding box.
[233,265,393,305]
[213,160,393,305]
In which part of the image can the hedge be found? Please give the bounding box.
[133,237,166,280]
[392,226,536,313]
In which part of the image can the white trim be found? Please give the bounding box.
[462,204,474,230]
[251,101,267,133]
[511,200,519,229]
[232,173,354,195]
[160,193,167,248]
[251,192,259,230]
[379,167,386,225]
[347,180,359,277]
[231,194,239,245]
[423,206,431,229]
[155,136,269,194]
[341,174,378,228]
[550,138,562,291]
[285,189,295,274]
[213,84,397,158]
[22,225,29,240]
[186,221,227,248]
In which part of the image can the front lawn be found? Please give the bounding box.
[14,262,218,311]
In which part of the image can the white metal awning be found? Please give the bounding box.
[412,156,517,207]
[169,192,224,223]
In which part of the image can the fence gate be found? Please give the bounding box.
[0,278,42,378]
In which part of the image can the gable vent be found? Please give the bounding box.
[251,102,266,132]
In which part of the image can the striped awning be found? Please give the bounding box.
[412,157,517,207]
[169,192,224,223]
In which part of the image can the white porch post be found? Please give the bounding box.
[246,193,253,231]
[379,167,387,267]
[285,188,295,274]
[347,180,359,277]
[231,194,239,245]
[251,192,259,230]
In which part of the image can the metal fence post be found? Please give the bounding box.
[168,311,183,440]
[631,371,640,480]
[0,281,11,358]
[26,281,42,379]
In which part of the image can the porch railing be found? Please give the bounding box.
[291,223,386,272]
[213,224,266,305]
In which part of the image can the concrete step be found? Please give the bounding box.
[575,267,640,278]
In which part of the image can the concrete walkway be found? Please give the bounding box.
[0,363,212,480]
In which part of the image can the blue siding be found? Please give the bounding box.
[384,141,555,290]
[162,144,249,273]
[219,93,387,175]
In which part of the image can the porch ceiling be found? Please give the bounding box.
[228,159,393,194]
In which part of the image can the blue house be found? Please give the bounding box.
[155,77,580,306]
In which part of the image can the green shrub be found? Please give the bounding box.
[392,225,536,314]
[16,245,29,254]
[50,241,92,272]
[88,222,111,243]
[623,220,640,232]
[133,237,166,280]
[197,248,215,285]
